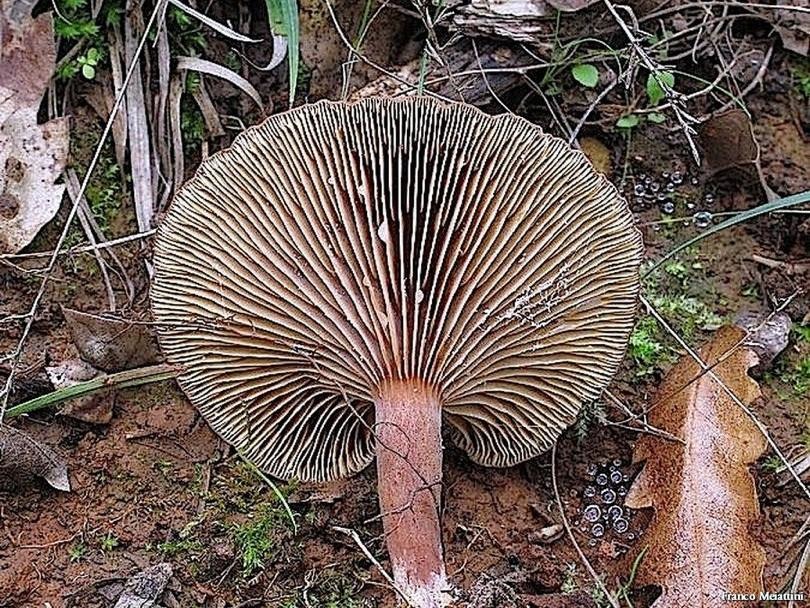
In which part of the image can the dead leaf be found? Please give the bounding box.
[46,358,114,424]
[625,326,766,607]
[579,137,612,177]
[62,307,161,372]
[767,5,810,56]
[735,311,792,373]
[698,109,759,174]
[0,4,69,254]
[0,425,70,491]
[113,562,173,608]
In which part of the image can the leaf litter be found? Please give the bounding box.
[0,425,70,492]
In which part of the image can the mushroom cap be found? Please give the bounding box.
[151,97,643,482]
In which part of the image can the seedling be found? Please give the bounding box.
[68,542,87,562]
[99,532,120,552]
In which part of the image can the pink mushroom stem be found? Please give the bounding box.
[375,379,449,608]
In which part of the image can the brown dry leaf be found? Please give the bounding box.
[62,307,161,372]
[0,2,69,254]
[625,326,766,607]
[0,425,70,491]
[698,109,759,175]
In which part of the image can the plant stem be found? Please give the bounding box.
[5,363,182,418]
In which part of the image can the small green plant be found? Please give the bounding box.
[761,454,783,473]
[629,315,670,376]
[99,532,120,552]
[77,47,101,80]
[616,114,640,129]
[561,563,578,594]
[792,62,810,99]
[158,536,204,558]
[646,70,675,106]
[68,542,87,562]
[231,501,292,576]
[783,356,810,397]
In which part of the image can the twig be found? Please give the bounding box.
[551,443,620,608]
[0,229,157,261]
[332,526,410,604]
[602,0,701,164]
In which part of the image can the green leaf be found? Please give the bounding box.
[86,47,100,64]
[81,63,95,79]
[648,112,667,124]
[646,70,675,106]
[265,0,299,105]
[616,114,640,129]
[571,64,599,88]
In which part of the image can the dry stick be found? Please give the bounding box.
[641,295,810,501]
[0,230,157,262]
[602,0,701,165]
[0,0,168,423]
[332,526,410,604]
[66,178,117,312]
[551,443,621,608]
[324,0,454,103]
[568,78,619,145]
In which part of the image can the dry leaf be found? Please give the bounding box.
[113,562,173,608]
[62,307,161,372]
[698,109,759,175]
[0,425,70,491]
[625,326,766,607]
[0,3,69,253]
[46,358,114,424]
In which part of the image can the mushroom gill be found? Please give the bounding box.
[151,97,643,607]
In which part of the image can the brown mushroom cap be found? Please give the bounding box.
[151,97,643,482]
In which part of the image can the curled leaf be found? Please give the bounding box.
[176,56,264,111]
[0,425,70,491]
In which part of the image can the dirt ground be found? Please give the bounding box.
[1,3,809,608]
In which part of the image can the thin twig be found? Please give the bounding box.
[551,443,620,608]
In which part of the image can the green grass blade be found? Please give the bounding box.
[644,190,810,278]
[265,0,299,105]
[5,364,182,418]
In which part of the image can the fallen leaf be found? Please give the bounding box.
[0,4,69,253]
[625,326,766,607]
[735,311,792,373]
[0,425,70,491]
[113,562,173,608]
[62,307,161,372]
[579,137,612,177]
[767,6,810,56]
[46,358,114,424]
[698,109,758,174]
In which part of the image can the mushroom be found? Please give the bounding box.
[151,98,643,607]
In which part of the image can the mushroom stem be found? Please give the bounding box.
[375,379,449,608]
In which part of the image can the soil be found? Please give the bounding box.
[1,3,809,608]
